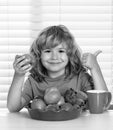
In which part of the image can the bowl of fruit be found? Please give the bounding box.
[26,88,88,121]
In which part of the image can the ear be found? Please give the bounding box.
[94,50,102,57]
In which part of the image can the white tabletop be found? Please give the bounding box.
[0,108,113,130]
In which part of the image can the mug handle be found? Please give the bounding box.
[104,92,112,111]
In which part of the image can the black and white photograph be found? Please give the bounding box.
[0,0,113,130]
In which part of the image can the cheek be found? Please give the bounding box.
[62,53,68,59]
[40,54,46,67]
[41,53,49,61]
[41,56,47,67]
[61,54,69,63]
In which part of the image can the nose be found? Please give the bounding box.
[51,51,58,60]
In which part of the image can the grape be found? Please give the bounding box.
[64,88,77,105]
[63,88,88,111]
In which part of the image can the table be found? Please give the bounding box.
[0,108,113,130]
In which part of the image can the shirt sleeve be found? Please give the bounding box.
[79,71,94,92]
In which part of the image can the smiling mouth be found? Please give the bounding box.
[48,61,62,64]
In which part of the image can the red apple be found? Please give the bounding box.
[44,87,61,104]
[24,54,35,66]
[31,99,46,111]
[61,103,73,111]
[46,104,59,112]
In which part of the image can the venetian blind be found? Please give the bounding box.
[0,0,113,108]
[0,0,34,108]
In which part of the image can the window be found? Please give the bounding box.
[0,0,113,108]
[0,0,33,108]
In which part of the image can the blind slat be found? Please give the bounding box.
[0,0,31,6]
[0,77,12,85]
[41,6,112,14]
[0,46,30,53]
[0,14,31,21]
[0,85,10,92]
[31,22,112,30]
[0,38,33,45]
[0,93,7,100]
[0,6,32,14]
[41,0,112,6]
[0,101,7,108]
[41,14,112,22]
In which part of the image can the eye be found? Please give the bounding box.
[59,49,66,53]
[43,49,51,53]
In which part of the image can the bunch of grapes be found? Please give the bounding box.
[64,88,78,105]
[64,88,88,110]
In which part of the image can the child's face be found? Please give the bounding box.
[41,44,68,77]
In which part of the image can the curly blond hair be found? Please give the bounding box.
[29,25,85,82]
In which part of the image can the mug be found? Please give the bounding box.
[87,90,112,114]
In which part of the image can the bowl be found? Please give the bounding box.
[27,107,82,121]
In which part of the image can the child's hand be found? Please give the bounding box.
[13,54,32,75]
[82,50,102,70]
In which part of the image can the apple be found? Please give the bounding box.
[24,54,35,66]
[31,98,46,111]
[44,87,61,104]
[61,103,73,111]
[46,104,59,112]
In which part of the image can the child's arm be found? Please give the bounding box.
[7,55,32,112]
[82,50,108,91]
